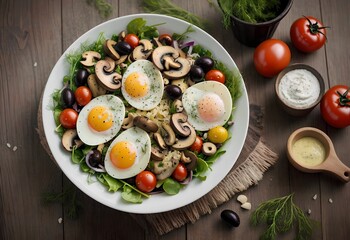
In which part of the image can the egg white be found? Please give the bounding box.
[121,60,164,111]
[104,127,151,179]
[76,95,125,146]
[182,81,232,131]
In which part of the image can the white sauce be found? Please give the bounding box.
[278,69,320,108]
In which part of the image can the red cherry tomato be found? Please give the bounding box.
[320,85,350,128]
[172,163,188,182]
[75,86,92,106]
[59,108,78,129]
[290,16,328,53]
[205,69,226,84]
[190,135,203,153]
[253,39,291,78]
[135,171,157,193]
[124,33,139,49]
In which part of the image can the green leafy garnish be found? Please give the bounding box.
[163,178,182,195]
[126,18,162,39]
[193,158,210,181]
[218,0,281,28]
[42,185,81,219]
[142,0,206,29]
[172,25,195,42]
[121,185,143,204]
[87,0,113,18]
[251,193,314,240]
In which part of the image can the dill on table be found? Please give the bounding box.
[251,193,315,240]
[218,0,281,28]
[87,0,113,18]
[142,0,206,29]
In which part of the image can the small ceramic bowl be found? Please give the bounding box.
[287,127,350,182]
[275,64,325,116]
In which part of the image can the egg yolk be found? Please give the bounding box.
[197,93,225,122]
[88,106,114,132]
[110,141,136,169]
[124,72,149,98]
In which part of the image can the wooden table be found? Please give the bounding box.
[1,0,349,239]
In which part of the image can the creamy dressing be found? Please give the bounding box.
[279,69,320,108]
[292,137,326,167]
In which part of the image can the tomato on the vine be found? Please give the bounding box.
[320,85,350,128]
[290,16,328,53]
[124,33,139,49]
[205,69,226,84]
[59,108,78,129]
[75,86,92,106]
[190,135,203,153]
[135,170,157,193]
[253,39,291,78]
[172,163,188,182]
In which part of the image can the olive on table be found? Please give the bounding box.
[114,41,133,55]
[75,68,89,87]
[88,149,103,167]
[221,209,240,227]
[61,88,75,108]
[165,85,182,100]
[189,65,205,82]
[194,56,214,73]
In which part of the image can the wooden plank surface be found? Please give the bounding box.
[1,0,349,239]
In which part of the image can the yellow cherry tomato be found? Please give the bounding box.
[207,126,228,144]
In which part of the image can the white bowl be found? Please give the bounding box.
[42,14,249,214]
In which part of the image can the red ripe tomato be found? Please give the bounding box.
[172,163,188,182]
[205,69,226,84]
[253,39,291,78]
[290,16,328,53]
[75,86,92,106]
[190,135,203,153]
[59,108,78,129]
[135,171,157,193]
[320,85,350,128]
[124,33,139,49]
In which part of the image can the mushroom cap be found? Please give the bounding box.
[80,51,101,67]
[103,39,120,60]
[152,46,179,71]
[95,59,122,91]
[163,57,191,79]
[133,116,159,133]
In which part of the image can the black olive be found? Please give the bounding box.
[114,41,133,55]
[75,68,89,87]
[220,209,240,227]
[165,85,182,100]
[88,149,103,168]
[61,88,75,108]
[194,56,214,73]
[189,65,205,82]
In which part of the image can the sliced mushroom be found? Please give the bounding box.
[171,125,196,150]
[163,57,191,79]
[170,113,191,137]
[87,74,107,97]
[103,57,116,72]
[133,116,158,133]
[152,46,179,71]
[181,150,198,171]
[97,143,104,153]
[122,112,136,129]
[132,39,153,61]
[202,142,217,156]
[152,150,181,180]
[161,122,176,146]
[95,59,122,91]
[152,37,163,47]
[153,132,167,150]
[80,51,101,67]
[163,55,181,70]
[151,146,165,161]
[172,99,184,113]
[62,129,82,151]
[116,55,128,65]
[103,39,120,60]
[118,31,126,42]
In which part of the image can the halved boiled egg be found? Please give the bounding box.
[104,127,151,179]
[121,60,164,110]
[182,81,232,131]
[76,95,125,146]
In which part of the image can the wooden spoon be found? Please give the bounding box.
[287,127,350,183]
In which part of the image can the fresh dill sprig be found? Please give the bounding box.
[142,0,206,29]
[87,0,113,18]
[42,185,81,219]
[251,193,314,240]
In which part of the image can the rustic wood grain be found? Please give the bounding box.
[1,0,349,239]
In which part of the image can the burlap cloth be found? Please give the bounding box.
[37,101,278,237]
